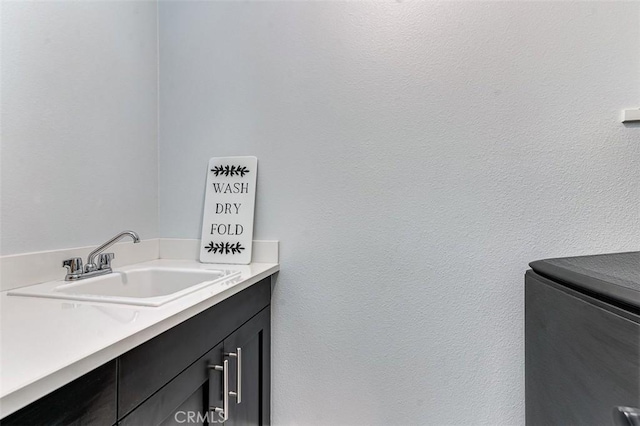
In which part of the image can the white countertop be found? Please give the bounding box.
[0,259,279,418]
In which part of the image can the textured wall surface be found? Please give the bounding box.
[159,2,639,424]
[1,1,158,255]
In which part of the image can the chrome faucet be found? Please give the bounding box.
[62,230,141,281]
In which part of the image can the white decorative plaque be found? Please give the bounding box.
[200,156,257,264]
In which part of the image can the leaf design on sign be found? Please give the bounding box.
[211,165,250,177]
[204,241,245,255]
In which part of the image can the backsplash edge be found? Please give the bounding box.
[1,239,279,291]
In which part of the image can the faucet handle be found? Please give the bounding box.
[62,257,83,274]
[98,253,115,270]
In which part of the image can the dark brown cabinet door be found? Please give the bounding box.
[224,307,271,426]
[120,343,224,426]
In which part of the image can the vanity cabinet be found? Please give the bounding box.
[526,253,640,426]
[1,277,273,426]
[120,306,270,426]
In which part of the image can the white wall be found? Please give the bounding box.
[159,2,639,424]
[1,1,159,255]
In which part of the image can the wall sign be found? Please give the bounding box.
[200,156,257,264]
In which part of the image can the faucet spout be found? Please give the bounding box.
[85,230,140,271]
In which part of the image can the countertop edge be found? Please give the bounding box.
[0,263,279,418]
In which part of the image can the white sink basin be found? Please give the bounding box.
[8,267,242,307]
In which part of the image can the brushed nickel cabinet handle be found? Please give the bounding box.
[227,348,242,404]
[210,360,229,422]
[613,406,640,426]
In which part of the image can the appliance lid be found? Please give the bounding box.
[530,251,640,309]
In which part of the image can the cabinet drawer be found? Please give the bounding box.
[118,278,270,419]
[1,360,117,426]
